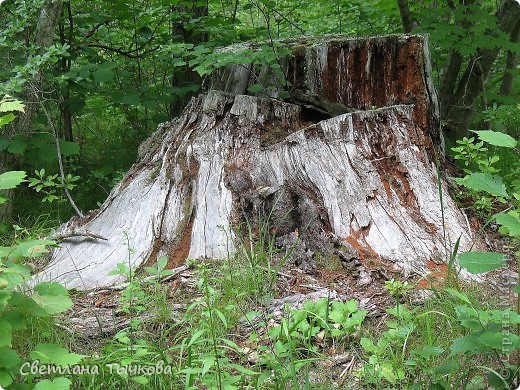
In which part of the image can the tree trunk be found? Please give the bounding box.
[397,0,413,33]
[169,1,208,118]
[0,0,63,223]
[10,0,63,140]
[499,19,520,97]
[441,0,520,138]
[35,35,477,290]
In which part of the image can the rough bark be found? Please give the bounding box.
[34,35,477,290]
[206,34,442,159]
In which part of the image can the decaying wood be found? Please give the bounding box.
[205,34,441,157]
[34,35,477,290]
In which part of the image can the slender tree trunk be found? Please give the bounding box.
[59,1,74,141]
[16,0,64,137]
[232,0,239,25]
[0,0,63,223]
[442,0,520,139]
[169,0,208,119]
[397,0,413,33]
[499,19,520,97]
[439,50,463,118]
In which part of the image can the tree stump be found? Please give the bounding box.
[35,35,476,290]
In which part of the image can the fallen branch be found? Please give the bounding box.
[50,228,108,243]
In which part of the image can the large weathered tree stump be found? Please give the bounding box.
[35,35,476,290]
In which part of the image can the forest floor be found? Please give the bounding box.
[60,221,517,388]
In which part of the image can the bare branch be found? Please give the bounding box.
[31,83,85,218]
[50,228,108,242]
[85,43,160,59]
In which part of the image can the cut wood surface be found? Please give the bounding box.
[34,35,476,290]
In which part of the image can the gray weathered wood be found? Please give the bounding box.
[34,35,477,290]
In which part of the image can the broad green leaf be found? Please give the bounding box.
[0,137,9,150]
[34,282,68,296]
[131,376,149,385]
[143,99,158,109]
[93,68,114,83]
[488,370,510,389]
[0,346,20,368]
[456,316,481,331]
[247,83,264,93]
[0,319,12,346]
[107,262,130,276]
[143,266,158,275]
[481,309,520,324]
[0,113,15,127]
[454,304,478,319]
[343,299,359,313]
[36,143,57,161]
[453,172,508,197]
[32,293,73,315]
[121,93,140,106]
[7,138,26,154]
[450,334,487,355]
[380,363,402,384]
[0,264,30,287]
[0,171,26,191]
[360,337,378,353]
[30,344,85,366]
[479,331,520,350]
[0,98,25,113]
[34,377,71,390]
[494,212,520,237]
[329,310,345,324]
[458,252,506,274]
[472,130,517,148]
[157,256,168,271]
[8,292,46,317]
[0,291,11,311]
[0,368,14,387]
[2,310,25,330]
[9,239,55,259]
